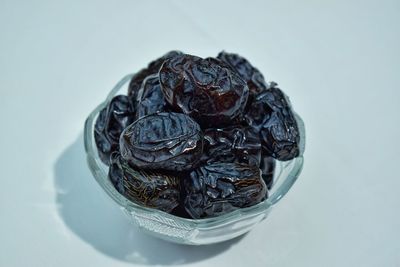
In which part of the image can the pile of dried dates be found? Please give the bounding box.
[94,51,301,219]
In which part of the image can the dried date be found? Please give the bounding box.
[128,51,183,101]
[217,51,268,97]
[183,163,267,219]
[245,85,300,161]
[135,74,169,119]
[202,126,261,166]
[109,152,180,212]
[159,54,249,127]
[94,95,135,165]
[120,112,203,171]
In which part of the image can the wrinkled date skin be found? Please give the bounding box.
[94,95,135,165]
[128,51,183,102]
[135,74,169,119]
[109,152,180,213]
[245,85,300,161]
[260,155,276,190]
[120,112,203,171]
[217,51,267,98]
[183,163,267,219]
[159,54,249,127]
[202,126,261,166]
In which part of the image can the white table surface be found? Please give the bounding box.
[1,0,399,266]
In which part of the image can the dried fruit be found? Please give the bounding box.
[94,95,135,165]
[120,112,203,171]
[109,152,180,212]
[159,54,249,127]
[202,126,261,166]
[128,51,183,101]
[246,85,300,161]
[217,51,267,98]
[183,163,267,219]
[135,74,169,119]
[109,152,125,194]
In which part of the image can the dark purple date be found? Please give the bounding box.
[183,162,267,219]
[128,51,183,102]
[159,54,249,127]
[109,152,180,213]
[119,112,203,171]
[202,126,261,166]
[94,95,135,165]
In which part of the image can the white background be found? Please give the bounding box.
[1,0,399,266]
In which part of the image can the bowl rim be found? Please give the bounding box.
[84,73,305,227]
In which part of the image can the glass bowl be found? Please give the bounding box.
[84,74,305,245]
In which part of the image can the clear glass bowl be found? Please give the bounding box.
[84,74,305,245]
